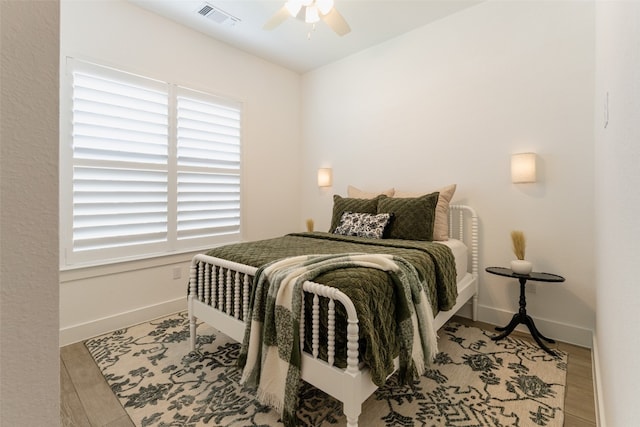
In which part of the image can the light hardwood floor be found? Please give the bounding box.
[60,316,597,426]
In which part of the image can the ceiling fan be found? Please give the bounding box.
[264,0,351,36]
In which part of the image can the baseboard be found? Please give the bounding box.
[60,298,594,348]
[592,332,606,427]
[460,304,594,349]
[59,297,187,346]
[453,300,474,319]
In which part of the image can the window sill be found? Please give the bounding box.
[59,245,227,283]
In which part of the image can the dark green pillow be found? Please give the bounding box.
[329,195,382,232]
[377,192,439,240]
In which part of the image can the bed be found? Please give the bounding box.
[188,194,478,427]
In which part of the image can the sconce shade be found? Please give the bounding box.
[511,153,537,183]
[317,168,332,187]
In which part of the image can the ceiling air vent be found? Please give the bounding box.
[196,3,240,26]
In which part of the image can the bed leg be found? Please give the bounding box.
[188,295,197,351]
[472,294,478,321]
[189,316,197,351]
[343,402,360,427]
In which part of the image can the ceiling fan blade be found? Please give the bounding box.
[321,7,351,36]
[263,6,290,30]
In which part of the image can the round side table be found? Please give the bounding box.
[485,266,565,356]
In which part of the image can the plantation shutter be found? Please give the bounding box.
[70,63,170,262]
[63,59,243,267]
[175,88,241,244]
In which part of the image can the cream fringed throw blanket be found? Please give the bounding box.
[236,253,438,427]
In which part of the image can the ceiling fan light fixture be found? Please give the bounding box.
[305,5,320,23]
[316,0,334,15]
[285,0,302,17]
[264,0,350,36]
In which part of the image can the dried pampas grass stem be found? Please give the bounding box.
[511,230,526,260]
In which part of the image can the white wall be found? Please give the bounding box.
[1,1,60,424]
[301,1,595,346]
[60,0,302,344]
[594,2,640,425]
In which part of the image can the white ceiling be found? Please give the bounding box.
[128,0,482,73]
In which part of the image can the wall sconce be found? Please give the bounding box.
[317,168,332,187]
[511,153,537,183]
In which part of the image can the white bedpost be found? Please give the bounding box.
[327,298,335,366]
[243,273,250,321]
[226,269,233,315]
[470,207,479,321]
[189,260,198,351]
[345,319,360,375]
[234,271,241,319]
[204,264,210,306]
[312,294,320,358]
[450,204,480,321]
[344,317,361,426]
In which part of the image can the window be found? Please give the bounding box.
[61,59,241,267]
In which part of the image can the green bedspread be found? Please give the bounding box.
[205,232,457,385]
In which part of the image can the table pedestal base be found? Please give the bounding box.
[492,311,558,357]
[485,267,565,358]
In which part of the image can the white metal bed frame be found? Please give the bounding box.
[188,204,478,427]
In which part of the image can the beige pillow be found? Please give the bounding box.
[347,185,395,199]
[394,184,457,241]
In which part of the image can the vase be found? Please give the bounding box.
[511,259,533,275]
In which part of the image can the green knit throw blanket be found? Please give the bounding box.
[236,253,438,427]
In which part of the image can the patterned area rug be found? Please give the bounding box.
[86,312,567,426]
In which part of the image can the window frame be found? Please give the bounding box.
[60,58,243,269]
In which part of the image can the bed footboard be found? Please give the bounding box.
[188,254,362,375]
[188,254,366,425]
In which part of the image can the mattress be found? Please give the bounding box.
[436,238,468,283]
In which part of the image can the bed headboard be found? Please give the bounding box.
[449,204,479,278]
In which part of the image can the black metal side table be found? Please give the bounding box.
[485,266,565,356]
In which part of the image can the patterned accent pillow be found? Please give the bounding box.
[329,195,383,232]
[377,192,439,241]
[333,212,393,239]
